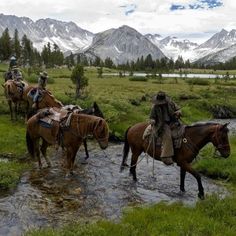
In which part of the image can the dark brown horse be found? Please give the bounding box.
[2,79,34,120]
[26,112,109,175]
[120,122,230,199]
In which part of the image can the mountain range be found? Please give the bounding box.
[1,13,236,65]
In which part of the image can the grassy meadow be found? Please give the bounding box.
[1,64,236,234]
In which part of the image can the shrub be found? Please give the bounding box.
[129,76,148,82]
[186,78,210,86]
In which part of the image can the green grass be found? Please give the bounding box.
[0,115,30,190]
[0,115,26,155]
[195,137,236,184]
[0,161,29,189]
[1,65,236,234]
[27,194,236,236]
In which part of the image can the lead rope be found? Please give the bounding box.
[152,129,155,177]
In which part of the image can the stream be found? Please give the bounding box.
[0,139,230,236]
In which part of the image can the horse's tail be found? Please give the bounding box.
[120,127,131,172]
[26,129,34,158]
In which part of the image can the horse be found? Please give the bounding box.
[27,89,63,110]
[26,112,109,175]
[27,100,104,160]
[120,122,230,199]
[2,79,34,120]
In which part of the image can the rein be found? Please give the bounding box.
[212,124,230,151]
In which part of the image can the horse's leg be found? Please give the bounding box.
[180,167,186,192]
[35,139,42,169]
[83,139,89,159]
[8,100,13,120]
[65,147,76,176]
[129,150,142,181]
[181,163,204,199]
[40,139,51,168]
[14,102,18,120]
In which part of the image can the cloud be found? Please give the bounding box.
[170,0,223,11]
[0,0,235,43]
[120,4,137,16]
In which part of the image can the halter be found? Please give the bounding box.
[212,124,230,152]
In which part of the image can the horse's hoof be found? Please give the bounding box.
[133,177,137,182]
[180,187,185,192]
[198,193,205,200]
[179,190,185,196]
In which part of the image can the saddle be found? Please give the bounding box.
[143,124,185,149]
[38,107,72,128]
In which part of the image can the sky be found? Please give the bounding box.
[0,0,236,43]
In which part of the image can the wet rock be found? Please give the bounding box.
[211,105,235,118]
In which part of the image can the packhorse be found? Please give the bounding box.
[120,122,230,199]
[27,98,104,159]
[26,112,109,175]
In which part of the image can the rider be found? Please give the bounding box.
[5,56,22,81]
[33,71,48,104]
[149,91,181,165]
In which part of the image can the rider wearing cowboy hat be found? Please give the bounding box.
[149,91,181,165]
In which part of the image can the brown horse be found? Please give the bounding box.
[27,101,105,160]
[120,122,230,199]
[2,79,34,120]
[27,89,63,110]
[26,112,109,175]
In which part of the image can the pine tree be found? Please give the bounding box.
[71,64,88,98]
[13,29,21,60]
[0,28,12,60]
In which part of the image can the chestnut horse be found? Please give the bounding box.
[26,113,109,175]
[27,101,104,159]
[27,89,63,110]
[120,122,230,199]
[2,79,34,120]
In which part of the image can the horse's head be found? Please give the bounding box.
[93,118,109,149]
[93,102,104,118]
[81,102,104,118]
[211,123,230,158]
[39,91,63,108]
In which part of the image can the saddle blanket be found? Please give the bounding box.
[143,124,185,149]
[38,107,72,127]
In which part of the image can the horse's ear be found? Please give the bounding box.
[221,122,230,130]
[93,101,98,110]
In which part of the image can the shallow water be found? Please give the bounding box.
[0,143,229,236]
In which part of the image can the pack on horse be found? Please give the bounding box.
[2,79,34,120]
[26,112,109,175]
[120,122,230,199]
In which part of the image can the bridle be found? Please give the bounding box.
[212,124,230,152]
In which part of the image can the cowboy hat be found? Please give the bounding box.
[152,91,167,105]
[39,71,48,78]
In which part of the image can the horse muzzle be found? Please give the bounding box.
[99,141,108,150]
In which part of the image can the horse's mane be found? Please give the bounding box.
[186,122,220,129]
[44,90,63,106]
